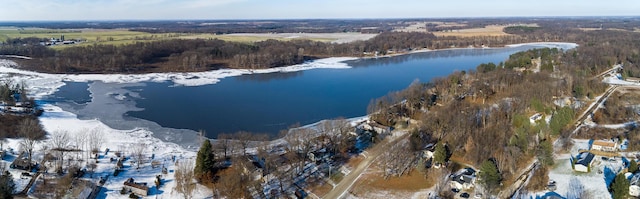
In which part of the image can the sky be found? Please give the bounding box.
[0,0,639,21]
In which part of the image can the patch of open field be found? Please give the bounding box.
[394,22,430,32]
[0,27,377,48]
[394,21,466,32]
[429,21,466,28]
[0,27,160,48]
[212,33,378,43]
[0,28,376,48]
[309,182,333,198]
[350,164,435,198]
[432,25,511,37]
[578,27,640,33]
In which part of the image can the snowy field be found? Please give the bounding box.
[226,33,378,44]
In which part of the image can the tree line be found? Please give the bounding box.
[2,30,563,74]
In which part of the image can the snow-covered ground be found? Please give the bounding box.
[504,42,579,50]
[530,139,622,199]
[0,57,356,88]
[603,75,640,86]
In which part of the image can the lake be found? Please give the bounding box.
[47,44,569,139]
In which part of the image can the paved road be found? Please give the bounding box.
[500,67,622,198]
[573,85,619,127]
[497,161,539,199]
[322,132,409,199]
[593,64,622,79]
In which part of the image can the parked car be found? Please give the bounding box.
[460,193,470,198]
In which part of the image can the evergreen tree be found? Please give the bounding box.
[433,142,447,164]
[630,160,638,174]
[0,171,15,199]
[536,140,554,166]
[194,139,215,182]
[479,159,502,193]
[611,173,629,199]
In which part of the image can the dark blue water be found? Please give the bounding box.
[46,81,92,104]
[123,46,540,138]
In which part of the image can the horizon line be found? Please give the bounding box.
[1,15,640,23]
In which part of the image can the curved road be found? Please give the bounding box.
[322,132,409,199]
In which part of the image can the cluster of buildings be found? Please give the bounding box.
[571,139,621,173]
[40,35,80,46]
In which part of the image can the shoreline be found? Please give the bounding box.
[0,41,578,147]
[0,41,578,89]
[0,41,578,197]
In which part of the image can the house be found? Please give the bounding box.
[10,152,36,171]
[123,178,149,196]
[630,173,640,197]
[450,168,476,190]
[592,139,618,152]
[358,121,392,135]
[423,143,436,159]
[529,113,543,124]
[572,152,595,172]
[65,179,99,199]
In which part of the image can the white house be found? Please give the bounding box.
[592,140,618,152]
[529,113,543,124]
[573,152,595,172]
[630,173,640,197]
[359,121,391,135]
[423,143,435,159]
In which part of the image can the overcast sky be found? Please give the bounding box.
[0,0,638,21]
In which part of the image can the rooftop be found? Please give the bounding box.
[593,140,617,147]
[576,152,595,166]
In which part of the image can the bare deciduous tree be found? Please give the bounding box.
[132,143,147,169]
[234,131,252,156]
[74,130,88,161]
[284,128,316,173]
[50,131,71,172]
[174,160,196,199]
[380,138,415,178]
[216,157,254,198]
[88,128,104,159]
[217,133,232,158]
[18,118,43,171]
[0,129,6,151]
